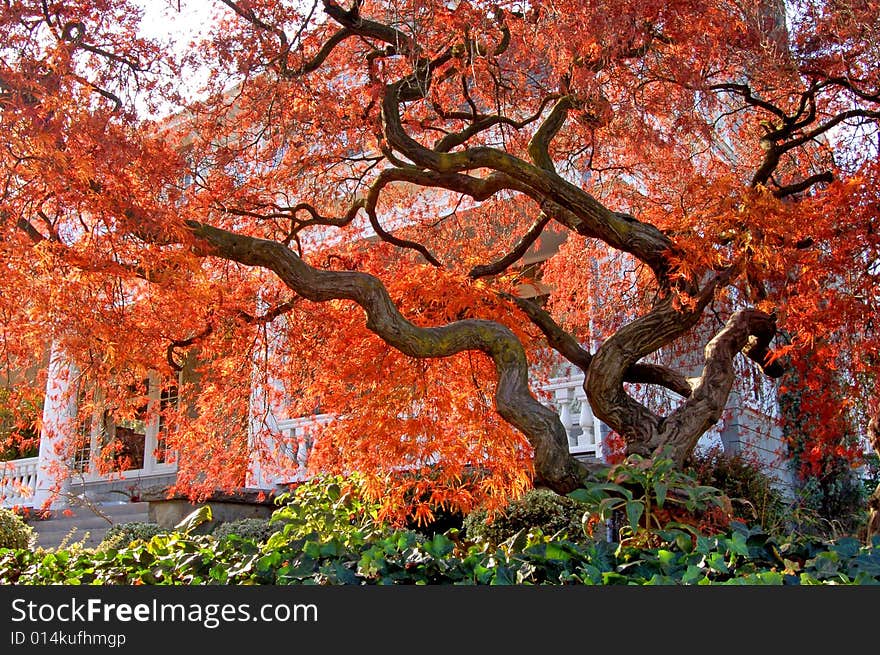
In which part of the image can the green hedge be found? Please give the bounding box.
[98,522,168,551]
[463,488,589,546]
[2,521,879,585]
[0,508,34,550]
[211,518,277,544]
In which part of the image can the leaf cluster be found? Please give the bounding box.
[3,515,880,586]
[0,508,35,550]
[568,455,730,543]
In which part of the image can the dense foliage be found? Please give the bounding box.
[463,488,589,547]
[1,0,878,517]
[686,447,790,534]
[3,473,879,585]
[2,517,879,585]
[0,507,35,549]
[98,521,169,551]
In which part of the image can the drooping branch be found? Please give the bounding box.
[505,294,592,370]
[509,294,693,398]
[380,81,677,279]
[185,219,589,492]
[166,323,214,372]
[364,204,442,266]
[468,212,551,279]
[320,2,681,285]
[432,98,556,153]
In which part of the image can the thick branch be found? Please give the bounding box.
[509,295,693,398]
[283,27,355,77]
[186,220,587,492]
[380,80,676,281]
[773,171,834,198]
[709,83,789,121]
[321,3,678,284]
[657,309,780,463]
[506,294,592,370]
[527,95,579,172]
[323,1,419,57]
[587,292,714,453]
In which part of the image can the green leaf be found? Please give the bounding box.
[601,571,630,585]
[675,533,694,553]
[725,532,751,558]
[625,500,645,532]
[832,537,861,559]
[491,566,515,585]
[543,543,573,562]
[598,497,625,519]
[681,565,704,585]
[799,572,822,585]
[654,481,668,508]
[593,482,634,500]
[567,488,600,503]
[706,552,729,574]
[808,551,841,579]
[657,549,678,572]
[174,505,213,535]
[645,574,676,585]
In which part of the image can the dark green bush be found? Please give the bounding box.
[686,447,789,534]
[0,508,34,549]
[98,521,167,550]
[463,488,589,546]
[2,519,879,585]
[211,518,276,544]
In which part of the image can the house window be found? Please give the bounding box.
[72,413,92,475]
[99,384,148,472]
[156,385,179,464]
[70,372,183,476]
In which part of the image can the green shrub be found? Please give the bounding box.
[568,455,730,544]
[98,521,167,550]
[0,507,34,549]
[463,488,588,546]
[2,520,879,585]
[211,518,276,544]
[686,447,789,534]
[267,474,386,549]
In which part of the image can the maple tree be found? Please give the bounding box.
[1,0,878,517]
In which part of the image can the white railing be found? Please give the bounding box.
[0,457,38,508]
[542,374,604,459]
[262,374,605,487]
[273,414,335,482]
[17,375,605,493]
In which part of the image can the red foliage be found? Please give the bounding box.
[0,0,877,517]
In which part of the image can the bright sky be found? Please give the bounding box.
[135,1,226,117]
[139,1,215,44]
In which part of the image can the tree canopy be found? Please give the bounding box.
[1,0,878,518]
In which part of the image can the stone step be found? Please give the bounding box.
[27,502,152,550]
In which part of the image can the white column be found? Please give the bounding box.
[577,396,595,450]
[142,371,161,474]
[247,373,276,489]
[246,309,288,488]
[32,345,78,510]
